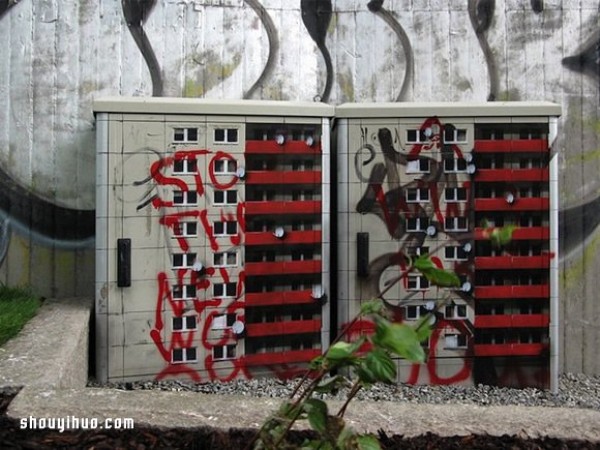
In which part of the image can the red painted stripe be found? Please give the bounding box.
[475,285,550,299]
[474,168,548,182]
[245,200,321,215]
[473,139,549,153]
[245,290,316,306]
[474,198,549,211]
[245,140,321,154]
[474,314,550,328]
[474,227,550,240]
[245,260,322,276]
[474,343,548,357]
[245,230,322,246]
[246,170,322,184]
[474,255,551,269]
[245,319,321,337]
[243,349,321,366]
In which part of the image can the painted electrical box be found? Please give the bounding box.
[95,98,334,383]
[336,102,560,390]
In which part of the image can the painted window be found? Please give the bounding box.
[443,158,468,173]
[173,159,198,174]
[214,221,238,236]
[444,187,468,202]
[443,128,467,143]
[212,313,237,330]
[172,347,197,363]
[173,190,198,206]
[444,246,468,261]
[444,304,468,319]
[214,190,237,205]
[213,251,237,267]
[406,129,428,143]
[405,188,430,203]
[172,284,197,300]
[173,221,197,237]
[407,246,429,257]
[213,344,236,360]
[407,274,430,290]
[173,128,198,143]
[213,282,237,298]
[406,217,430,232]
[444,334,467,349]
[444,216,468,232]
[214,159,237,174]
[406,158,430,174]
[172,253,196,269]
[172,315,197,331]
[214,128,238,144]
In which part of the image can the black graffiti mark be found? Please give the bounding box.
[122,0,163,97]
[0,217,10,267]
[560,195,600,257]
[301,0,333,103]
[0,0,21,21]
[244,0,279,99]
[354,144,376,182]
[367,1,413,102]
[468,0,498,101]
[562,30,600,85]
[0,165,95,242]
[530,0,543,13]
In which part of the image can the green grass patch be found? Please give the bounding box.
[0,285,42,347]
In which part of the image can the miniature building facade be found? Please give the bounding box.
[336,103,560,390]
[95,99,334,382]
[95,99,559,389]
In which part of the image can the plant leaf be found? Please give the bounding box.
[304,398,329,435]
[413,254,436,272]
[364,348,396,384]
[356,434,382,450]
[490,224,518,247]
[314,375,351,394]
[326,340,363,362]
[421,267,461,288]
[414,314,434,342]
[373,319,426,363]
[360,299,384,316]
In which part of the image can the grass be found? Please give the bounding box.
[0,285,41,347]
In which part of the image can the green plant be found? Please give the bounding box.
[249,225,515,450]
[0,284,41,347]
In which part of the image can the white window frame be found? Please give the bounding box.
[213,344,237,360]
[444,216,469,232]
[212,313,237,330]
[172,284,197,300]
[405,188,430,203]
[214,221,238,237]
[444,246,468,261]
[213,190,237,205]
[443,128,468,144]
[173,221,198,238]
[213,251,238,268]
[214,159,237,174]
[171,347,197,363]
[213,282,237,298]
[444,187,468,203]
[173,190,198,206]
[444,333,467,349]
[443,158,468,173]
[405,305,419,320]
[407,274,430,291]
[445,304,468,319]
[172,158,198,174]
[213,128,239,144]
[172,315,198,331]
[406,159,430,174]
[172,253,196,269]
[173,127,199,143]
[406,217,430,232]
[406,129,428,144]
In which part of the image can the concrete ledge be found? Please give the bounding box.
[7,387,600,441]
[0,297,93,390]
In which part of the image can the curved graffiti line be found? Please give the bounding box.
[301,0,333,102]
[367,1,413,102]
[243,0,279,99]
[559,195,600,257]
[562,30,600,88]
[0,216,10,266]
[531,0,543,13]
[468,0,498,101]
[122,0,163,97]
[0,0,22,21]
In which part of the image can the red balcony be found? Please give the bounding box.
[475,314,550,329]
[245,290,317,307]
[474,227,549,241]
[245,200,321,215]
[245,319,321,337]
[474,343,548,357]
[475,285,550,299]
[474,168,548,182]
[245,230,322,246]
[243,348,321,366]
[474,139,549,153]
[474,197,549,211]
[246,170,321,185]
[474,255,551,270]
[245,140,321,155]
[245,260,322,276]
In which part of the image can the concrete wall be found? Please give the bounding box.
[1,0,599,375]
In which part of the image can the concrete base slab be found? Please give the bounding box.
[8,387,600,441]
